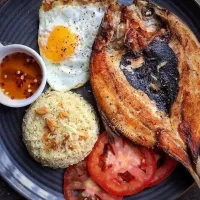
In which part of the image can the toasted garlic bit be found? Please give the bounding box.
[61,135,70,147]
[35,107,48,115]
[45,118,56,132]
[42,132,49,142]
[59,111,68,119]
[42,132,57,151]
[57,102,64,108]
[65,135,70,140]
[69,145,76,151]
[46,93,55,98]
[79,132,89,141]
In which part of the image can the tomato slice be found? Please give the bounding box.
[148,151,178,187]
[87,132,157,196]
[63,159,122,200]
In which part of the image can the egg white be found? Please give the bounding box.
[39,3,106,91]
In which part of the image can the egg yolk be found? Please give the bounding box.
[40,25,78,63]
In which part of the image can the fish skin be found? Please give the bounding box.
[90,0,200,186]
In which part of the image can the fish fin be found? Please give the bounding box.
[98,108,121,142]
[196,156,200,178]
[188,167,200,188]
[158,129,200,187]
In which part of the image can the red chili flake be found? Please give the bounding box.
[16,79,23,87]
[11,96,15,100]
[37,82,41,86]
[0,82,5,87]
[4,56,9,62]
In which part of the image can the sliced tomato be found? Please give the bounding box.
[64,159,122,200]
[87,132,157,196]
[148,151,178,187]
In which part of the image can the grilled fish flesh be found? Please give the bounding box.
[90,0,200,185]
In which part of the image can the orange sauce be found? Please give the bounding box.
[0,53,42,99]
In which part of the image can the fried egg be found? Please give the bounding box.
[38,0,108,91]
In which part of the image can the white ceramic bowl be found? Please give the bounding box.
[0,44,47,107]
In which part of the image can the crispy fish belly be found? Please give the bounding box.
[90,0,200,185]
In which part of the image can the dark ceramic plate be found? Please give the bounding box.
[0,0,199,199]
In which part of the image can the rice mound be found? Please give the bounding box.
[22,91,99,168]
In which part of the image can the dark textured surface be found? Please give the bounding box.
[179,184,200,200]
[0,177,24,200]
[121,39,179,113]
[0,0,200,199]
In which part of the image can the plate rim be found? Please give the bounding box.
[0,142,64,200]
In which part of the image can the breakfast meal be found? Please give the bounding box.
[22,90,99,168]
[0,53,42,99]
[1,0,200,199]
[91,0,200,187]
[38,0,109,92]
